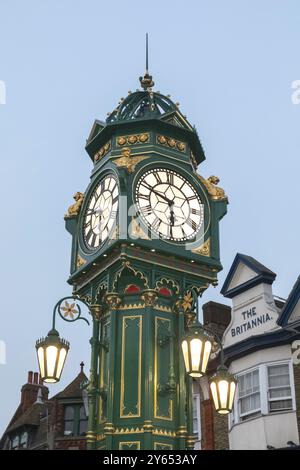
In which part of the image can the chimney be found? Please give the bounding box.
[21,371,49,413]
[202,301,231,340]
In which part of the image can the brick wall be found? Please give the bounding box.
[213,409,229,450]
[201,301,232,450]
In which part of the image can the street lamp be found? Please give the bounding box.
[181,322,213,377]
[209,365,237,415]
[36,329,69,383]
[36,296,90,383]
[181,289,237,414]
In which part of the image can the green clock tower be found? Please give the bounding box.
[64,66,228,450]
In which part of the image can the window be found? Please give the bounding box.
[19,432,28,448]
[79,406,88,436]
[238,369,261,420]
[64,406,75,436]
[192,394,201,449]
[267,364,292,412]
[231,361,295,426]
[64,405,88,437]
[10,435,19,450]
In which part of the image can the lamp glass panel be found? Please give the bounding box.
[181,340,190,373]
[56,347,67,379]
[210,381,219,409]
[190,338,202,372]
[201,340,212,373]
[37,347,45,378]
[218,379,229,409]
[46,345,59,377]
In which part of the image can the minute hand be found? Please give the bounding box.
[151,189,173,206]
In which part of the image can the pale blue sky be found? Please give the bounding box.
[0,0,299,434]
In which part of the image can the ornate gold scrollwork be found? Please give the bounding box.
[192,238,210,257]
[113,147,149,173]
[113,260,149,290]
[64,192,84,219]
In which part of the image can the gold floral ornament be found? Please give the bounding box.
[182,292,193,312]
[64,192,84,219]
[61,301,79,319]
[94,141,111,163]
[113,147,149,173]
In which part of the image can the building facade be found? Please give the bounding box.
[220,253,300,450]
[0,364,88,450]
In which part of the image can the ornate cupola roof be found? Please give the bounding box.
[106,89,178,123]
[85,37,206,165]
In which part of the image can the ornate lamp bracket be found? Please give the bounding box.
[51,296,91,330]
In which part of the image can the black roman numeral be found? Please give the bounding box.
[186,218,197,231]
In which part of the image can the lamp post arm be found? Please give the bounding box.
[201,324,225,366]
[51,296,90,330]
[192,288,225,366]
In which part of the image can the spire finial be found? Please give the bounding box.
[80,361,84,373]
[139,33,154,91]
[146,32,149,73]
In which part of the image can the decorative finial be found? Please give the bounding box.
[139,33,154,91]
[80,361,84,373]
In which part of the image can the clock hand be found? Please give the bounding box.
[151,188,173,206]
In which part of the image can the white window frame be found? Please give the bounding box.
[266,360,295,413]
[192,393,201,447]
[237,366,261,421]
[229,359,295,428]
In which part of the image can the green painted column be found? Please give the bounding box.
[86,306,100,450]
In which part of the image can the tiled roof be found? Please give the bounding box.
[51,371,88,400]
[5,402,52,434]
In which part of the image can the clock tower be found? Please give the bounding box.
[64,68,228,450]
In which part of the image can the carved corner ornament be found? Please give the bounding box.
[130,217,150,240]
[64,192,84,219]
[113,147,149,173]
[197,174,228,202]
[141,289,158,307]
[192,238,210,257]
[105,293,122,309]
[77,254,87,268]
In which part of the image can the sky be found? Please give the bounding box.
[0,0,299,435]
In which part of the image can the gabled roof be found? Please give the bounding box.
[221,253,276,298]
[5,402,52,434]
[86,119,106,145]
[277,276,300,327]
[51,370,88,401]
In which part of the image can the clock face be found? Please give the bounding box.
[83,175,119,250]
[135,169,204,241]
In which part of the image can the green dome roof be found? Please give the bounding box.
[106,89,178,123]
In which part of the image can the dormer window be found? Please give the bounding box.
[64,405,87,437]
[10,431,28,450]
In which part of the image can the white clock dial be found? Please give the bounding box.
[135,169,204,241]
[83,175,119,250]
